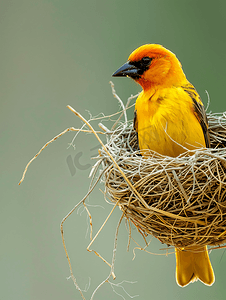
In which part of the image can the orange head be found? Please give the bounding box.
[112,44,187,90]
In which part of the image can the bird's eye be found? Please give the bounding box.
[130,56,153,76]
[141,57,152,64]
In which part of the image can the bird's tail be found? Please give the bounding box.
[175,245,215,287]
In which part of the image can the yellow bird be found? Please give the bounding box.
[112,44,215,287]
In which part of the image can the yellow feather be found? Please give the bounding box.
[135,86,206,157]
[176,246,215,287]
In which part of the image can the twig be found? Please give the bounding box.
[86,197,121,263]
[18,127,104,185]
[90,213,124,300]
[60,163,106,299]
[110,81,127,130]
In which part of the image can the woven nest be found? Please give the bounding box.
[99,112,226,248]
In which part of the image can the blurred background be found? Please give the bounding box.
[1,0,226,299]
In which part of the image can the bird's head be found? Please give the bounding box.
[112,44,186,90]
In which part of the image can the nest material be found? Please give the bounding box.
[99,112,226,248]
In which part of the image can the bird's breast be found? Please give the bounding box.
[135,88,206,157]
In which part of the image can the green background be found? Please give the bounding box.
[1,0,226,299]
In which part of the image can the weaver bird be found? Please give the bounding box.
[112,44,215,287]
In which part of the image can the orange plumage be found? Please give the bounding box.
[113,44,215,287]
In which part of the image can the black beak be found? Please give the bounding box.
[112,61,141,79]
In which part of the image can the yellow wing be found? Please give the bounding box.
[182,83,210,147]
